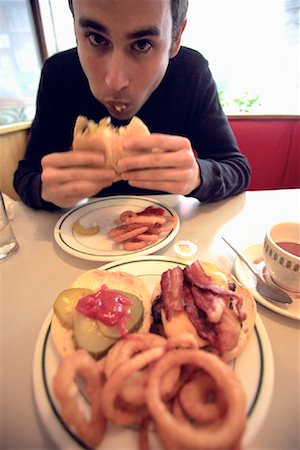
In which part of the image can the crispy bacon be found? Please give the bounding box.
[183,284,212,342]
[108,207,177,251]
[184,261,212,286]
[191,286,226,323]
[184,262,245,323]
[161,267,185,320]
[184,261,238,298]
[137,206,165,216]
[158,261,246,355]
[211,309,241,353]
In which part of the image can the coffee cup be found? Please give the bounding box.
[263,222,300,292]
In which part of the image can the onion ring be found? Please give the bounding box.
[103,333,179,407]
[101,346,165,426]
[138,416,151,450]
[103,333,166,378]
[166,332,199,350]
[53,349,106,448]
[146,349,247,450]
[178,371,225,423]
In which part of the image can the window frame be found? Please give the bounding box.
[1,1,298,130]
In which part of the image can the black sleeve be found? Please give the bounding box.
[13,55,76,210]
[138,48,251,203]
[184,55,251,203]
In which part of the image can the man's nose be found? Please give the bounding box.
[105,51,129,91]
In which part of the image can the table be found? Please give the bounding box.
[1,189,299,450]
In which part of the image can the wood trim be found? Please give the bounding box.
[29,0,48,61]
[0,121,31,136]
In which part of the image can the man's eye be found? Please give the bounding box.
[86,32,106,46]
[133,40,152,53]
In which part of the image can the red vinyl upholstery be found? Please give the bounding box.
[229,117,300,191]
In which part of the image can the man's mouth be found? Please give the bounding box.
[106,102,128,114]
[114,104,126,112]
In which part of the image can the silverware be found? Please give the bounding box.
[222,237,293,304]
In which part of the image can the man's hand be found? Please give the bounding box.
[117,134,201,195]
[41,150,116,208]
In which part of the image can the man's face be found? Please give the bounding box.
[72,0,183,119]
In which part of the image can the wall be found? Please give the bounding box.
[229,117,300,191]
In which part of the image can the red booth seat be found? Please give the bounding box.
[229,117,300,191]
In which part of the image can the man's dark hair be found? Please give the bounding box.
[171,0,188,39]
[68,0,188,40]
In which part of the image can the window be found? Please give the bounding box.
[37,0,75,55]
[41,0,300,115]
[0,0,299,126]
[181,0,299,115]
[0,0,42,125]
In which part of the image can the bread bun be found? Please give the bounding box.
[72,115,150,180]
[51,269,151,359]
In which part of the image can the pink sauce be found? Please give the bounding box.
[76,284,132,337]
[276,241,300,257]
[138,206,164,216]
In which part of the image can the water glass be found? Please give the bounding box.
[0,192,19,261]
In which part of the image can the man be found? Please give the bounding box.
[14,0,251,210]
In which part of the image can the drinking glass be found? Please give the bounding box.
[0,192,19,261]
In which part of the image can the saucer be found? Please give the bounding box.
[234,244,300,320]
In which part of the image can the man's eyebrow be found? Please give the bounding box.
[127,27,161,40]
[78,17,160,40]
[78,17,107,34]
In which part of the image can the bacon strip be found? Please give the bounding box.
[159,262,246,355]
[107,206,177,251]
[161,268,185,320]
[124,215,166,225]
[191,286,226,323]
[183,284,213,342]
[184,262,245,323]
[112,226,148,243]
[137,206,165,216]
[184,261,238,298]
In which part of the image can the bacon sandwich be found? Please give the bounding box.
[72,115,150,180]
[150,260,256,361]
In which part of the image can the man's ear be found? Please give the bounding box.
[170,18,187,58]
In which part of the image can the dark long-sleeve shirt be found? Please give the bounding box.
[14,46,251,210]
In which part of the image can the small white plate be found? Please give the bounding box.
[234,244,300,321]
[54,196,180,261]
[33,256,274,450]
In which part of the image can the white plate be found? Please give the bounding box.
[33,256,274,449]
[54,196,180,261]
[234,244,300,321]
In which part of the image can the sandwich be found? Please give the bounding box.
[150,260,256,361]
[72,115,150,180]
[51,269,151,359]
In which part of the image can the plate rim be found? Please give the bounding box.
[234,243,300,321]
[32,255,274,449]
[53,196,180,262]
